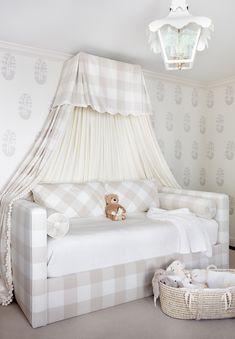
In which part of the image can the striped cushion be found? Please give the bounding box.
[159,193,216,219]
[32,182,105,218]
[105,180,159,213]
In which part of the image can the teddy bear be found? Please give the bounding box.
[166,260,198,289]
[166,260,190,280]
[105,194,126,221]
[167,261,214,289]
[152,269,183,306]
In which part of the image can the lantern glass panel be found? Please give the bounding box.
[159,23,201,63]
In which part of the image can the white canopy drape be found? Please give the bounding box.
[43,107,178,187]
[0,52,179,305]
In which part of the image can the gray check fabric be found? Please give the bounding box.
[105,180,160,213]
[159,187,230,245]
[32,182,105,218]
[53,52,152,116]
[159,193,217,219]
[11,184,229,328]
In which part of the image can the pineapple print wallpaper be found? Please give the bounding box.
[0,46,235,245]
[0,49,62,192]
[145,76,235,246]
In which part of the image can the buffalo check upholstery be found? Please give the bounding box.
[53,52,152,116]
[105,180,160,213]
[159,187,230,245]
[32,182,105,218]
[11,186,229,328]
[159,193,217,219]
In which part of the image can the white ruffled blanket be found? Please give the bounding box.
[147,208,212,257]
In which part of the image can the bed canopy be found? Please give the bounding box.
[0,52,179,305]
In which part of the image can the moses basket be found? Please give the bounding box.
[159,269,235,320]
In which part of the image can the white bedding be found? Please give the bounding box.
[47,213,218,278]
[147,208,213,257]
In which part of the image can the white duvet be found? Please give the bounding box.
[47,212,218,278]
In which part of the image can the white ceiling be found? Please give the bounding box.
[0,0,234,82]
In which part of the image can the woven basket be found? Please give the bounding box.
[159,269,235,320]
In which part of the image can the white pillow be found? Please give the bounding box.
[32,182,105,218]
[105,179,159,213]
[159,193,216,219]
[47,210,69,239]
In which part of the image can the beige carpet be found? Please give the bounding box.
[1,251,235,339]
[1,297,235,339]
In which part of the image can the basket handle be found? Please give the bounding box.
[221,292,232,311]
[184,292,194,311]
[207,264,217,271]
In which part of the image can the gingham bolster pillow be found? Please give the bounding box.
[159,193,217,219]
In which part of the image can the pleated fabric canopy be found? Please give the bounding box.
[53,52,152,115]
[0,52,179,305]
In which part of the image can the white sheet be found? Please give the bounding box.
[147,208,213,257]
[47,213,218,278]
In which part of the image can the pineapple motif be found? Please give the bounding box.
[175,85,182,105]
[184,113,191,133]
[191,88,198,107]
[158,139,165,154]
[150,114,156,130]
[200,168,206,186]
[183,168,191,187]
[175,139,182,160]
[229,196,235,216]
[225,85,234,106]
[216,114,224,133]
[207,90,214,109]
[1,53,16,80]
[225,141,235,160]
[192,141,199,160]
[2,130,16,157]
[207,142,215,160]
[200,115,206,134]
[216,168,224,187]
[35,59,47,84]
[166,112,173,131]
[156,81,165,102]
[19,93,32,120]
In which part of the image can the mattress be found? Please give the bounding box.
[47,213,218,278]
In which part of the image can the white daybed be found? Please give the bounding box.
[11,186,229,328]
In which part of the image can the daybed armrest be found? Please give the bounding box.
[158,187,229,245]
[11,199,47,328]
[159,193,217,219]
